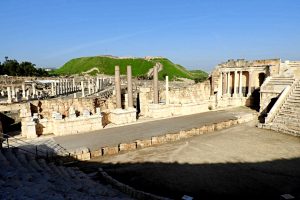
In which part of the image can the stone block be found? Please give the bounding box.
[91,149,102,158]
[151,135,167,145]
[110,108,136,125]
[179,130,190,139]
[136,139,152,148]
[232,120,238,125]
[215,122,225,130]
[76,152,91,161]
[207,124,215,132]
[186,128,197,137]
[102,146,119,155]
[199,125,208,133]
[119,143,137,152]
[166,133,181,141]
[225,120,232,128]
[26,121,37,139]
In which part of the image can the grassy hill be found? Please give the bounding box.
[54,56,207,81]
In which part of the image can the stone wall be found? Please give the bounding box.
[29,98,103,119]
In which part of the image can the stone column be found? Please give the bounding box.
[73,79,75,92]
[100,78,103,90]
[247,71,253,96]
[233,71,238,97]
[60,80,63,94]
[153,65,159,104]
[7,86,12,103]
[56,81,59,95]
[219,72,223,96]
[226,72,230,96]
[239,71,243,96]
[115,66,122,109]
[165,76,169,105]
[26,90,30,100]
[66,79,69,94]
[88,79,92,95]
[60,79,63,94]
[11,86,15,99]
[32,83,36,98]
[51,82,55,96]
[96,77,99,92]
[127,65,133,108]
[81,81,85,97]
[22,84,26,99]
[91,78,95,93]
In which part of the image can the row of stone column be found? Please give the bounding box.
[54,79,79,96]
[80,77,111,97]
[6,83,39,103]
[220,70,252,97]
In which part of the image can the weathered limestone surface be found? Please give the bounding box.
[119,143,137,152]
[102,146,119,156]
[109,108,136,125]
[52,115,103,136]
[136,139,152,148]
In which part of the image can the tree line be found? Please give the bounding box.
[0,57,49,76]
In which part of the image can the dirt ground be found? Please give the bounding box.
[83,121,300,200]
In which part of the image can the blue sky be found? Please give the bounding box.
[0,0,299,72]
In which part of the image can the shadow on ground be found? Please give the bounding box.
[75,157,300,200]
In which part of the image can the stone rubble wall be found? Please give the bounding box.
[29,98,97,119]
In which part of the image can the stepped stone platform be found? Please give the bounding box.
[0,148,131,200]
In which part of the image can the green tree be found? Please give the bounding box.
[2,59,19,75]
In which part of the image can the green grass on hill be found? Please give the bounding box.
[54,56,207,81]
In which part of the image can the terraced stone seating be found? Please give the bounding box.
[0,148,131,200]
[269,80,300,136]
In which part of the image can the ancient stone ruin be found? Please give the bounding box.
[1,59,300,139]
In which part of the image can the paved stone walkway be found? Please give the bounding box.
[54,107,255,151]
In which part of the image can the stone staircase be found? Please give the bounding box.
[267,80,300,136]
[261,76,295,92]
[0,148,131,200]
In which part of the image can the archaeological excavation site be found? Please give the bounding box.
[1,57,300,200]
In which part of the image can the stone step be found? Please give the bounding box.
[16,152,36,173]
[28,158,45,174]
[48,162,63,176]
[293,89,300,94]
[279,107,300,113]
[270,123,300,136]
[0,150,10,166]
[286,99,300,104]
[274,118,300,125]
[3,149,25,170]
[285,104,300,108]
[289,94,300,98]
[57,166,71,178]
[37,159,53,173]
